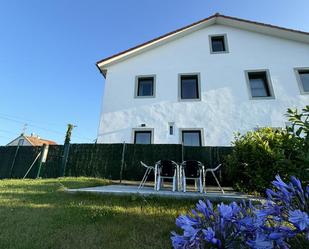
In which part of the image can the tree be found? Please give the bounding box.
[64,124,75,144]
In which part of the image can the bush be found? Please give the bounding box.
[225,106,309,194]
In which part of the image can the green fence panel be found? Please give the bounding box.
[0,144,233,183]
[183,146,233,186]
[65,143,123,179]
[123,144,182,180]
[0,146,40,179]
[11,146,41,178]
[43,145,63,178]
[0,146,17,178]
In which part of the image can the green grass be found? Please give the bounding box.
[0,177,197,249]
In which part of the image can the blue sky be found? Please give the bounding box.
[0,0,309,145]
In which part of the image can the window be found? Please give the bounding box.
[168,122,174,135]
[169,125,174,135]
[295,68,309,93]
[209,34,228,53]
[181,130,202,147]
[18,139,24,146]
[179,74,200,100]
[246,70,274,99]
[134,130,152,144]
[135,76,155,97]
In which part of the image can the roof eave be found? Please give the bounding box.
[96,13,309,73]
[96,13,219,70]
[216,15,309,44]
[96,63,107,78]
[23,136,35,146]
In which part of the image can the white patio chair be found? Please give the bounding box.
[138,161,155,190]
[205,164,225,194]
[155,160,179,192]
[181,160,205,193]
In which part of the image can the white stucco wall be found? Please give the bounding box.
[97,24,309,146]
[7,136,32,146]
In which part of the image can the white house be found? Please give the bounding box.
[96,13,309,146]
[6,133,57,146]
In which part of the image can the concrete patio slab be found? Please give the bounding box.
[66,184,262,203]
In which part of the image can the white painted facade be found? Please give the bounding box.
[7,136,32,146]
[97,17,309,146]
[6,134,57,146]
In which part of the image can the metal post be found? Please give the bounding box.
[119,141,126,183]
[181,142,184,162]
[9,142,21,178]
[37,144,49,178]
[61,143,70,177]
[23,152,41,179]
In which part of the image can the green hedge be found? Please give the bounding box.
[0,144,233,185]
[122,144,182,180]
[43,145,63,178]
[0,146,41,178]
[66,143,123,179]
[225,127,309,193]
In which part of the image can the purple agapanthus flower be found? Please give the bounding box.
[290,176,303,194]
[272,175,290,190]
[289,209,309,231]
[171,200,252,248]
[171,232,189,248]
[203,227,221,247]
[176,214,199,229]
[247,233,273,249]
[171,175,309,249]
[218,203,233,219]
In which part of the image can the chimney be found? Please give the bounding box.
[31,133,40,138]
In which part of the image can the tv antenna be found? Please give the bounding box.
[21,123,28,135]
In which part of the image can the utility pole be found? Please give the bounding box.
[60,124,76,176]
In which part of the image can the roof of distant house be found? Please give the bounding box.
[6,134,57,146]
[96,13,309,75]
[23,135,57,146]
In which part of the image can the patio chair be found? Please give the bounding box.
[155,160,179,192]
[180,160,205,193]
[205,164,225,194]
[138,161,155,190]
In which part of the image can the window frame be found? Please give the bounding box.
[168,122,175,135]
[132,128,154,144]
[294,67,309,95]
[18,139,24,146]
[245,69,275,100]
[178,73,201,101]
[209,34,229,54]
[179,128,204,147]
[134,75,156,98]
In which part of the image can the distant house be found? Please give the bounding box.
[6,134,57,146]
[96,13,309,146]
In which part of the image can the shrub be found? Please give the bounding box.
[171,175,309,249]
[225,106,309,193]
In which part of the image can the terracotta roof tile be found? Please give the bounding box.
[24,136,57,146]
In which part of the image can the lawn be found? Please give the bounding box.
[0,177,197,249]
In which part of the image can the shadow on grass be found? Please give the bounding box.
[0,179,196,249]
